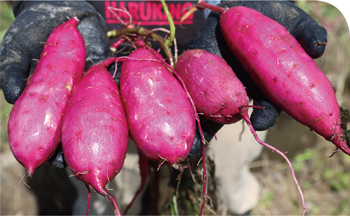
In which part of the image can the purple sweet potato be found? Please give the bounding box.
[119,47,196,168]
[195,2,350,156]
[8,16,86,177]
[61,58,128,216]
[176,48,306,216]
[176,49,249,124]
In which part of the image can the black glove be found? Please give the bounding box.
[187,0,327,158]
[0,1,115,168]
[187,117,224,158]
[0,0,114,104]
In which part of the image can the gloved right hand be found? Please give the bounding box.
[0,1,114,104]
[187,0,328,158]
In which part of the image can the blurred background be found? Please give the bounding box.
[1,1,350,215]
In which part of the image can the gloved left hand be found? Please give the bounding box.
[0,1,115,169]
[0,1,114,104]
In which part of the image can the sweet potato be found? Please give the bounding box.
[176,48,305,215]
[7,16,86,177]
[176,49,249,124]
[119,47,196,168]
[195,2,350,156]
[61,58,128,216]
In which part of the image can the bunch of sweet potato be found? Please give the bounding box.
[7,3,349,216]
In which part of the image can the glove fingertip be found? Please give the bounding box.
[48,144,67,169]
[250,100,281,131]
[1,73,27,104]
[187,131,203,159]
[297,25,328,59]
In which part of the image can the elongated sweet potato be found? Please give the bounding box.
[119,47,196,168]
[176,49,249,124]
[176,48,305,215]
[61,58,128,216]
[8,16,86,177]
[195,2,350,156]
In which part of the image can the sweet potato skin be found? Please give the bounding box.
[120,48,196,166]
[220,6,349,153]
[61,60,129,194]
[8,17,86,176]
[176,49,249,124]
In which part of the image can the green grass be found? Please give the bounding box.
[0,1,14,41]
[0,1,14,152]
[0,92,12,152]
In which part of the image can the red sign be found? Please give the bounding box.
[105,1,194,26]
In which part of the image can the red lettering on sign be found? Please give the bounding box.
[152,2,163,20]
[140,2,152,21]
[118,2,129,20]
[104,1,194,26]
[106,20,193,25]
[111,1,117,18]
[105,1,111,19]
[128,2,139,20]
[105,1,117,19]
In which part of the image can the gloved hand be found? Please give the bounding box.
[187,0,327,158]
[0,1,114,104]
[0,1,115,168]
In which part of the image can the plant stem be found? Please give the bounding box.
[107,28,175,68]
[196,1,226,14]
[240,107,306,216]
[161,0,175,47]
[173,195,179,216]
